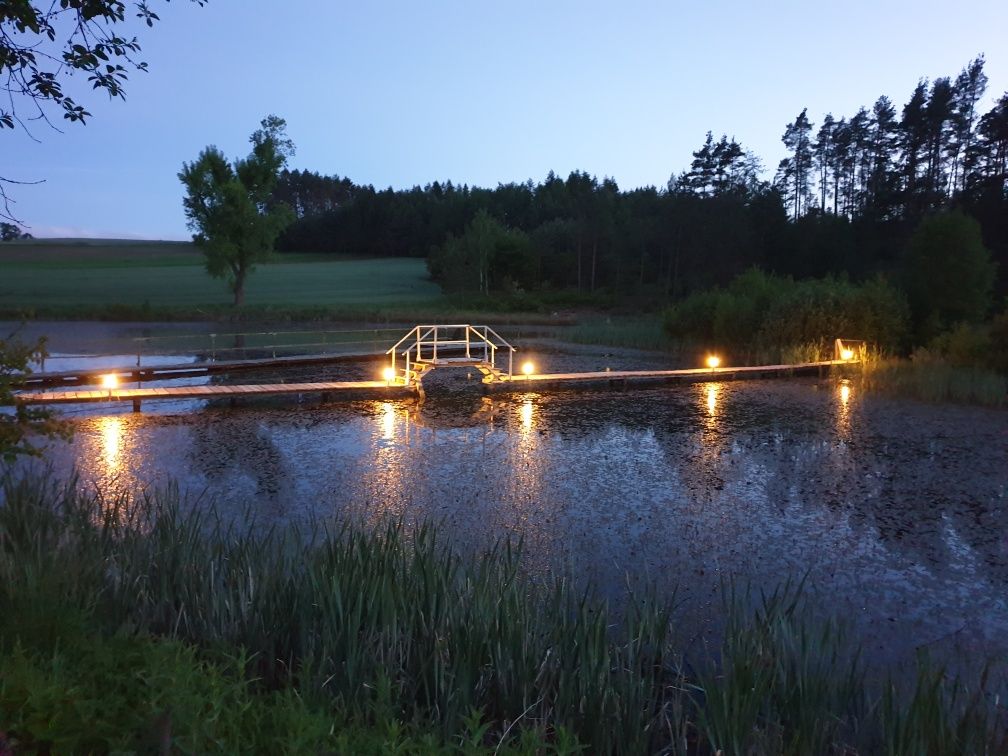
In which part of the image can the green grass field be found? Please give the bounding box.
[0,240,441,314]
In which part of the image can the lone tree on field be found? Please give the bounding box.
[179,115,295,306]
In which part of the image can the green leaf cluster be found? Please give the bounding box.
[0,329,69,462]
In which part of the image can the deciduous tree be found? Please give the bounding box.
[179,115,295,306]
[903,211,996,338]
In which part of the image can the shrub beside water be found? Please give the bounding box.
[854,316,1008,407]
[664,269,910,364]
[2,474,1006,753]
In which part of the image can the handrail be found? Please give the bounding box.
[385,324,517,385]
[480,325,515,351]
[386,325,420,355]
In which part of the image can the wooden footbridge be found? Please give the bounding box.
[11,325,861,411]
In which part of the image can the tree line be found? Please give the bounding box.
[273,54,1007,303]
[774,57,1005,222]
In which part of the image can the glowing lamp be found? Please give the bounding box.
[382,366,396,384]
[840,348,854,361]
[521,361,535,377]
[706,355,721,370]
[101,374,118,390]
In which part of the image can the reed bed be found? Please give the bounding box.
[564,318,676,352]
[1,473,1006,754]
[856,355,1007,407]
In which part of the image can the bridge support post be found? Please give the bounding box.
[132,399,142,413]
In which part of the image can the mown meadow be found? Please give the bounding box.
[0,240,441,317]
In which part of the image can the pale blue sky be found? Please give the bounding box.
[5,0,1007,239]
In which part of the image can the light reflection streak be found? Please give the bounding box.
[366,400,413,521]
[98,414,124,480]
[837,380,852,443]
[85,413,148,529]
[688,382,728,490]
[381,401,395,441]
[509,394,544,541]
[520,399,534,434]
[702,382,723,438]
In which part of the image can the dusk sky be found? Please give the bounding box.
[5,0,1007,240]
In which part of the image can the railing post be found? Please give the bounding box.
[416,327,421,361]
[404,351,410,386]
[509,349,513,379]
[433,326,438,362]
[465,325,471,358]
[483,327,488,363]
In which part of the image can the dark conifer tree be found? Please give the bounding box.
[776,108,814,219]
[948,56,988,194]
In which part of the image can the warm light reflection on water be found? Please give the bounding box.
[76,413,153,529]
[520,398,534,433]
[99,414,124,477]
[701,382,723,440]
[380,401,396,441]
[364,400,414,520]
[690,382,729,489]
[509,394,544,543]
[837,380,853,442]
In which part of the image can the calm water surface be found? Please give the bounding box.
[18,355,1008,667]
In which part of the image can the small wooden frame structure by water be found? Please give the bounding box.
[12,324,860,411]
[387,324,515,387]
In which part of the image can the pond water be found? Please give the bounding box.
[9,338,1008,669]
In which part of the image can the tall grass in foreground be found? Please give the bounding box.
[2,474,1006,754]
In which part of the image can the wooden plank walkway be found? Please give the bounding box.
[13,360,850,409]
[495,360,844,387]
[17,351,384,389]
[15,380,412,407]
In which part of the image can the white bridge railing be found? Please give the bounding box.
[386,324,515,386]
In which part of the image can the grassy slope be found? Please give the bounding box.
[0,240,441,310]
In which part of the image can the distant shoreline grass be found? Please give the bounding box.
[855,356,1008,408]
[2,473,1005,753]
